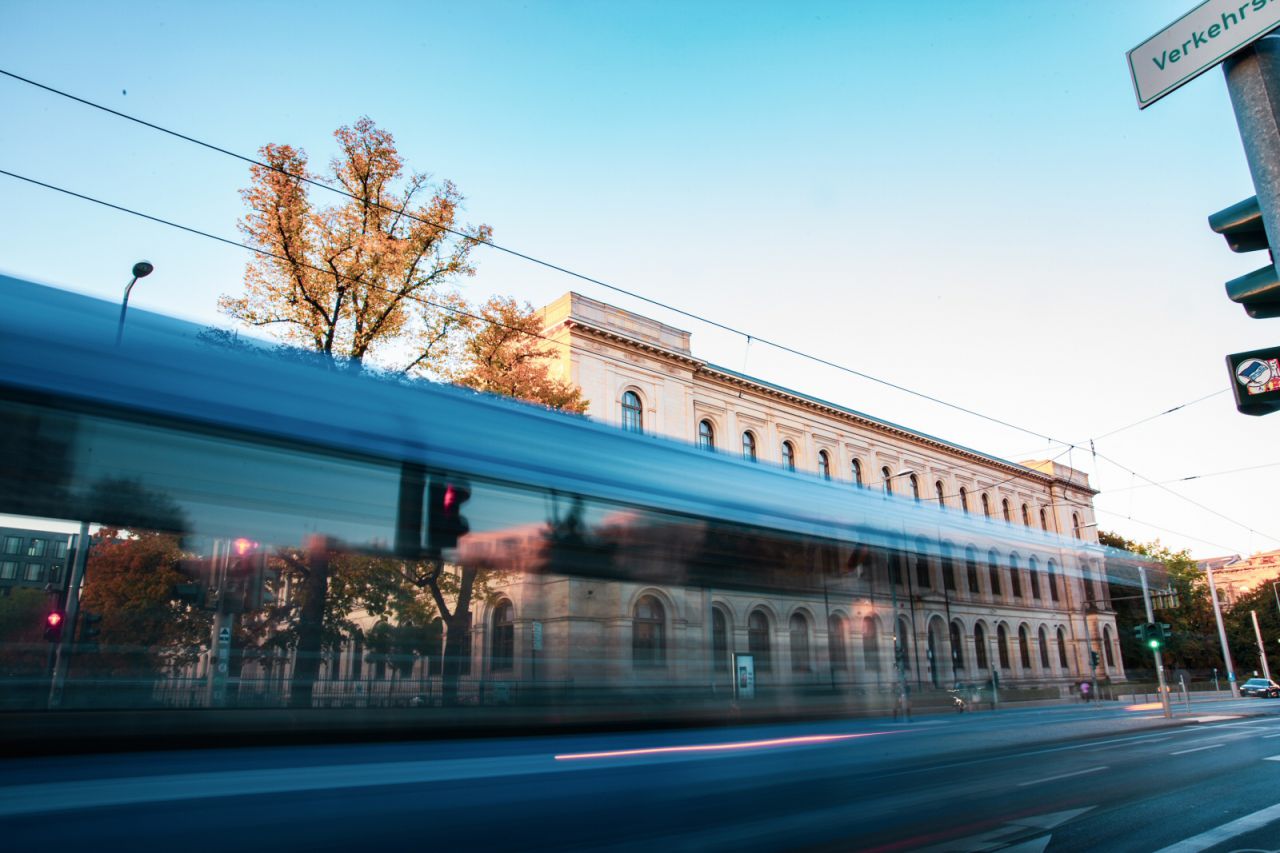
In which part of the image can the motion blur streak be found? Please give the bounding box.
[1126,702,1166,711]
[553,731,894,760]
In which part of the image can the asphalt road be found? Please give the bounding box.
[5,698,1280,851]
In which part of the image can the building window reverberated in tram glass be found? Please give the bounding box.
[491,600,514,672]
[896,617,912,671]
[997,624,1011,669]
[828,613,848,671]
[712,607,729,671]
[781,441,795,471]
[974,624,989,669]
[742,430,757,461]
[862,616,880,671]
[26,538,45,557]
[1028,556,1042,599]
[950,621,964,671]
[698,419,714,451]
[621,390,643,433]
[1047,560,1060,601]
[1057,628,1070,668]
[818,450,830,480]
[2,536,19,555]
[988,549,1002,596]
[1038,626,1051,668]
[1103,626,1116,668]
[632,595,665,667]
[0,561,16,580]
[966,546,981,594]
[748,610,771,671]
[1009,554,1022,598]
[789,613,810,673]
[1018,626,1031,669]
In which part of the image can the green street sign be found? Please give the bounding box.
[1227,346,1280,415]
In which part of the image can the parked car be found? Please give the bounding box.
[1241,678,1280,698]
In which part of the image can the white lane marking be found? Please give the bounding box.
[1263,754,1280,761]
[1151,801,1280,853]
[1086,736,1170,750]
[1171,744,1225,755]
[1016,766,1107,787]
[1263,733,1280,739]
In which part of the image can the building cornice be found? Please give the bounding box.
[556,319,707,370]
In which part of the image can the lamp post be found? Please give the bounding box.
[116,260,154,345]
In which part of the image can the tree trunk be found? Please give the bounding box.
[290,537,330,709]
[439,566,477,707]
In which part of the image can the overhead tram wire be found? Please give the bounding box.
[5,167,1266,556]
[1091,507,1246,555]
[1097,460,1280,493]
[0,67,1068,448]
[1086,389,1227,442]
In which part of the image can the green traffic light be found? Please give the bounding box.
[1148,639,1161,649]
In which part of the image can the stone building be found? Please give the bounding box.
[446,293,1125,698]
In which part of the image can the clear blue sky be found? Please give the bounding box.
[2,0,1275,558]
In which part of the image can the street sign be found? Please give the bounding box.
[1128,0,1280,108]
[1227,345,1280,414]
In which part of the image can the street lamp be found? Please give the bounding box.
[116,260,154,345]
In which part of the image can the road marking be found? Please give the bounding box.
[1151,801,1280,853]
[1016,766,1107,787]
[1262,754,1280,760]
[1263,733,1280,739]
[1171,744,1225,755]
[1086,736,1170,750]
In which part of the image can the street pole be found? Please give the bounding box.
[1204,563,1240,698]
[115,261,154,345]
[1140,566,1172,718]
[1252,609,1272,682]
[48,522,90,709]
[1272,581,1280,621]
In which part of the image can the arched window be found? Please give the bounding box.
[988,549,1002,597]
[1047,560,1060,602]
[950,621,964,673]
[1009,553,1023,598]
[789,613,811,672]
[1072,513,1082,538]
[1104,626,1116,668]
[909,473,920,501]
[781,441,796,472]
[1018,625,1031,669]
[889,550,905,586]
[965,546,980,594]
[712,607,729,672]
[852,458,863,487]
[896,617,913,672]
[1022,504,1031,526]
[974,624,989,669]
[880,466,892,495]
[1057,627,1070,669]
[1038,626,1050,669]
[828,613,848,671]
[632,595,665,667]
[698,419,715,451]
[959,487,969,512]
[927,621,942,687]
[621,390,643,433]
[915,539,931,589]
[1028,555,1042,599]
[1002,498,1011,522]
[491,600,514,671]
[981,493,992,518]
[748,610,771,671]
[997,624,1011,669]
[862,616,880,671]
[1040,507,1049,531]
[742,431,757,461]
[818,450,831,480]
[936,480,945,506]
[941,543,957,592]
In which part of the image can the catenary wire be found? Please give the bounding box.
[1084,389,1227,442]
[1097,460,1280,493]
[0,67,1070,447]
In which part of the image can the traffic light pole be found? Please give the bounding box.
[48,522,90,709]
[1140,566,1172,719]
[1252,609,1272,682]
[1225,36,1280,284]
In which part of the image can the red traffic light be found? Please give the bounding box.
[232,537,259,556]
[46,611,63,627]
[44,609,65,642]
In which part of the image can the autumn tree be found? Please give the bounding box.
[221,117,490,373]
[453,296,587,413]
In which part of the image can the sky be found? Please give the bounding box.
[1,0,1276,559]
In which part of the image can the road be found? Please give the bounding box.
[4,698,1280,851]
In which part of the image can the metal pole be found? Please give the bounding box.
[48,522,90,708]
[1252,609,1272,682]
[116,275,139,346]
[1226,36,1280,279]
[1204,564,1240,698]
[1272,581,1280,621]
[1140,566,1172,718]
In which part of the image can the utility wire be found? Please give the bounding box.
[0,67,1069,447]
[1085,389,1227,443]
[1092,507,1245,555]
[1099,460,1280,493]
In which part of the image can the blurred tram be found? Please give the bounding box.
[0,277,1137,728]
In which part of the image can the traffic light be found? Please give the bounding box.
[1089,651,1100,667]
[43,609,65,642]
[1145,622,1162,650]
[80,611,101,640]
[1132,624,1147,643]
[1159,623,1172,642]
[427,479,471,552]
[1210,196,1280,319]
